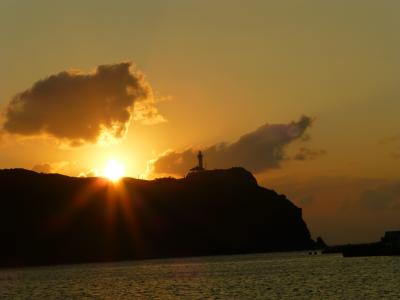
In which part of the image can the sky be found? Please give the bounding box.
[1,0,400,244]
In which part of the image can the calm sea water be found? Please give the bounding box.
[0,252,399,299]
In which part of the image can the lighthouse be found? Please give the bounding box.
[197,151,204,170]
[189,151,205,172]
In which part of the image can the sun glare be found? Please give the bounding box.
[103,159,125,182]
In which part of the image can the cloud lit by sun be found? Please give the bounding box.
[103,159,125,182]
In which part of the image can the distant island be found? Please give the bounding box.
[0,167,316,267]
[323,231,400,257]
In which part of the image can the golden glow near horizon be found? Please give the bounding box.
[103,159,125,182]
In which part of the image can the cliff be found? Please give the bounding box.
[0,167,315,267]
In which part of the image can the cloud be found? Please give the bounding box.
[3,62,163,146]
[265,175,400,244]
[32,163,52,173]
[78,168,100,178]
[360,181,400,211]
[293,147,326,161]
[133,98,167,125]
[379,133,400,145]
[379,134,400,160]
[31,161,78,175]
[32,161,100,177]
[390,151,400,160]
[148,116,314,177]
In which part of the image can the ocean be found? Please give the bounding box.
[1,252,399,299]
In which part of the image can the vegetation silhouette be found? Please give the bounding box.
[0,167,315,267]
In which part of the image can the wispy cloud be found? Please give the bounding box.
[292,147,326,161]
[148,116,315,177]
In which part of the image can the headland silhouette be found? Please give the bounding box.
[0,166,316,267]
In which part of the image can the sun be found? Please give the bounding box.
[103,159,125,182]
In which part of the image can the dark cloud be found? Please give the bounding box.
[378,134,400,160]
[3,62,161,146]
[293,147,326,161]
[379,133,400,145]
[265,175,400,244]
[361,181,400,211]
[148,116,313,176]
[390,151,400,160]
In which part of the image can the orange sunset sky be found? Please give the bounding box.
[0,0,399,244]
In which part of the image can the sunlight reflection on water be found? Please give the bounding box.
[1,252,399,299]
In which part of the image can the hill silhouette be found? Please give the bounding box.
[0,167,315,267]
